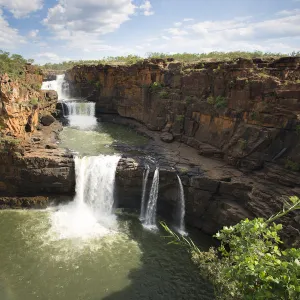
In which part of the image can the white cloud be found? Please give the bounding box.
[0,0,42,18]
[174,22,182,27]
[189,14,300,41]
[276,8,300,16]
[139,0,154,16]
[183,18,194,22]
[28,29,39,38]
[138,11,300,56]
[166,27,188,36]
[44,0,136,36]
[0,9,24,48]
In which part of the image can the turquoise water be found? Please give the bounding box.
[59,123,148,155]
[0,210,214,300]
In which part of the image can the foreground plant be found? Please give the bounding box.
[161,196,300,300]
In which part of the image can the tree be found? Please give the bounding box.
[161,196,300,299]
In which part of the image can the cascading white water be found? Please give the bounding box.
[144,167,159,229]
[65,101,97,129]
[41,74,69,101]
[139,164,150,220]
[176,174,187,235]
[50,155,120,239]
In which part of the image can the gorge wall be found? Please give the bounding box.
[65,57,300,245]
[65,57,300,173]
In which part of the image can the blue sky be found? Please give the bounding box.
[0,0,299,64]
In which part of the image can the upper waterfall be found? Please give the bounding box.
[42,74,69,101]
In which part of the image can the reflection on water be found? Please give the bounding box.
[0,210,214,300]
[59,123,149,155]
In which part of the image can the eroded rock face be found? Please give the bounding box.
[0,68,58,139]
[65,57,300,171]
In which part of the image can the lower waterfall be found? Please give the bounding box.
[176,174,186,235]
[139,164,150,220]
[50,155,120,239]
[144,167,159,229]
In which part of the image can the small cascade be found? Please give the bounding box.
[139,164,150,220]
[50,155,120,239]
[144,167,159,229]
[65,101,97,129]
[66,102,95,116]
[176,174,186,235]
[42,74,69,101]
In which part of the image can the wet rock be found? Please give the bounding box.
[41,114,55,126]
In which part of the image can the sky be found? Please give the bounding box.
[0,0,299,64]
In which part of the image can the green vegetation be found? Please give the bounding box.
[149,82,163,92]
[238,138,248,151]
[207,95,227,109]
[296,125,300,136]
[159,91,169,99]
[30,98,39,106]
[250,111,259,121]
[0,50,29,79]
[285,158,300,172]
[161,196,300,300]
[176,115,185,122]
[39,51,300,72]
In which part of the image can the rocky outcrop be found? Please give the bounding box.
[0,66,58,139]
[65,57,300,172]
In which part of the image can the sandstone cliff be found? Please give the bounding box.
[0,64,75,198]
[65,57,300,173]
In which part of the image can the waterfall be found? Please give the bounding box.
[66,102,95,116]
[144,167,159,229]
[42,74,69,101]
[50,155,120,239]
[139,164,150,220]
[65,101,97,129]
[176,174,186,235]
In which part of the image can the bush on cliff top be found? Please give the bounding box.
[0,50,29,79]
[162,196,300,300]
[39,51,299,72]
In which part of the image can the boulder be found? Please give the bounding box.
[41,114,55,126]
[160,132,174,143]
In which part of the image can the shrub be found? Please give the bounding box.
[296,125,300,135]
[207,96,215,105]
[176,115,185,122]
[238,138,248,150]
[30,98,39,106]
[285,158,300,172]
[215,96,227,108]
[150,82,163,92]
[159,91,169,99]
[161,196,300,300]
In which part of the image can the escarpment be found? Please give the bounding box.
[65,57,300,173]
[65,57,300,245]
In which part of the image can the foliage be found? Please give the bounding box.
[285,158,300,172]
[31,83,42,91]
[250,111,258,121]
[149,82,163,92]
[30,98,39,106]
[239,138,248,151]
[161,196,300,300]
[0,50,28,79]
[295,125,300,136]
[207,95,227,109]
[176,115,185,122]
[38,51,299,72]
[159,90,169,99]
